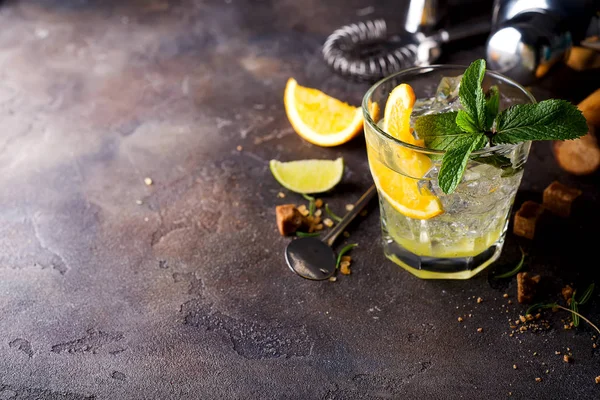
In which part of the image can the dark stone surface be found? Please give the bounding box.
[0,0,599,399]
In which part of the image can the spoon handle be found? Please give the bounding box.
[322,184,377,247]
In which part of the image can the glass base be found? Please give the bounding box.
[382,234,504,280]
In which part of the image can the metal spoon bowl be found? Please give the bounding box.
[285,184,377,280]
[285,238,337,281]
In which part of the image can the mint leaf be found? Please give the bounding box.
[459,59,487,131]
[439,134,488,194]
[415,112,463,150]
[485,85,500,130]
[456,110,480,133]
[492,100,588,144]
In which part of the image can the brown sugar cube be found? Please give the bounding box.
[340,263,351,275]
[276,205,308,236]
[297,204,310,217]
[305,215,324,233]
[519,315,527,323]
[542,181,582,217]
[306,215,322,225]
[513,201,544,239]
[517,272,541,304]
[561,285,574,303]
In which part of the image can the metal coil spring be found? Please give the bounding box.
[322,19,418,82]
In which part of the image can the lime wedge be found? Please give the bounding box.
[269,158,344,194]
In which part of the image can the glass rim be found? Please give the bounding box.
[361,64,537,156]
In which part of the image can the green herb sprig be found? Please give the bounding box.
[296,231,320,238]
[571,291,580,327]
[571,283,595,327]
[577,283,595,305]
[493,247,526,279]
[336,243,358,269]
[527,283,597,333]
[325,204,343,223]
[415,59,588,194]
[526,303,600,335]
[302,194,316,216]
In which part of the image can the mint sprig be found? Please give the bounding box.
[416,59,490,193]
[414,59,588,194]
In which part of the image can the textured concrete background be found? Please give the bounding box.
[0,0,599,399]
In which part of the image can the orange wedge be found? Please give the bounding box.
[370,84,443,220]
[284,78,363,147]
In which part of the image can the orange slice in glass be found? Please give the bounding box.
[370,84,443,219]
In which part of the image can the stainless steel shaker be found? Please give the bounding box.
[486,0,599,84]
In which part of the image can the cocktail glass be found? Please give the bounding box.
[362,65,535,279]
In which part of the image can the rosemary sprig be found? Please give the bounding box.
[336,243,357,269]
[569,283,595,327]
[577,283,595,305]
[302,194,315,216]
[296,231,320,238]
[571,291,580,327]
[526,302,600,335]
[493,247,526,279]
[525,302,555,316]
[325,204,343,223]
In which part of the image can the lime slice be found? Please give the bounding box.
[269,158,344,194]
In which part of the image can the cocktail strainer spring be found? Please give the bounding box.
[322,18,491,82]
